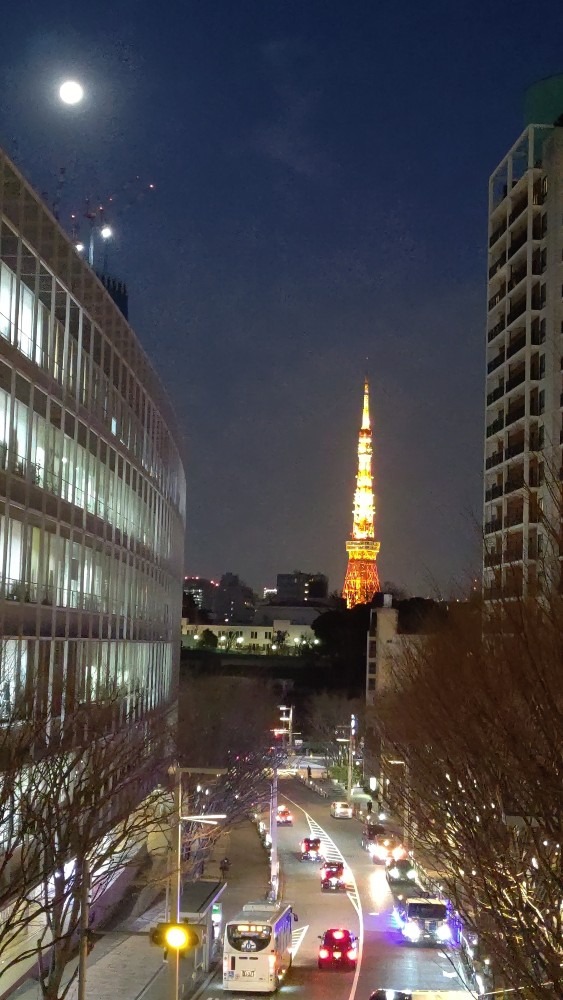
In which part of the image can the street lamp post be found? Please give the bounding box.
[168,766,227,1000]
[347,713,357,800]
[268,769,279,899]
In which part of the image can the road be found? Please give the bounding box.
[199,776,468,1000]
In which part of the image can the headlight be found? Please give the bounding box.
[407,869,416,879]
[436,924,451,942]
[389,867,400,878]
[368,843,377,855]
[403,922,421,941]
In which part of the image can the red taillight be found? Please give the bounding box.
[347,948,357,960]
[319,948,329,959]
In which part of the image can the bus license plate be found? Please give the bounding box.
[242,971,255,978]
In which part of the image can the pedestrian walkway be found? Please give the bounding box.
[7,819,270,1000]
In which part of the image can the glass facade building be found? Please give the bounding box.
[0,148,186,725]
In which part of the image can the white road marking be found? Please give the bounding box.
[290,923,309,960]
[283,793,365,1000]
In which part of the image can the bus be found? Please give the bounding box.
[222,900,295,993]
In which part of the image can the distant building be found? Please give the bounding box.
[181,619,316,653]
[263,587,278,599]
[183,577,218,614]
[254,604,323,627]
[213,572,256,624]
[275,571,328,603]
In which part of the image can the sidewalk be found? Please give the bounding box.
[8,820,270,1000]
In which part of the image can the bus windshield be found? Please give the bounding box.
[407,903,447,921]
[226,923,272,952]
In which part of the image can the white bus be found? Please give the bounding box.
[222,900,294,993]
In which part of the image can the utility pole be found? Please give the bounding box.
[347,713,357,799]
[269,769,279,899]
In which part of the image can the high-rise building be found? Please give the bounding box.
[0,146,185,970]
[183,576,218,613]
[483,75,563,599]
[275,570,328,603]
[213,572,256,623]
[343,380,380,607]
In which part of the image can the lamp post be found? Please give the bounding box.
[167,766,227,1000]
[347,713,357,799]
[268,768,279,900]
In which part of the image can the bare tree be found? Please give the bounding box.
[306,692,364,764]
[0,701,174,1000]
[373,595,563,999]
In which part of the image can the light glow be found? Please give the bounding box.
[59,80,84,105]
[436,923,451,942]
[403,922,421,941]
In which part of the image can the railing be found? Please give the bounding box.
[486,416,504,437]
[485,484,503,502]
[505,441,524,460]
[0,576,171,625]
[487,383,504,405]
[507,331,526,358]
[485,450,503,469]
[488,253,506,279]
[487,351,505,374]
[489,222,507,248]
[488,286,506,311]
[504,547,523,562]
[487,317,506,343]
[505,509,524,527]
[509,198,528,224]
[505,404,525,426]
[505,474,525,494]
[484,551,501,567]
[507,299,526,325]
[484,519,502,534]
[505,370,525,393]
[507,230,527,259]
[508,266,527,291]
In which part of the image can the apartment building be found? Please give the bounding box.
[484,75,563,598]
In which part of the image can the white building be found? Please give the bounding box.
[181,619,316,654]
[484,75,563,599]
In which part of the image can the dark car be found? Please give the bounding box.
[386,858,419,886]
[360,821,386,850]
[318,928,358,969]
[320,860,345,892]
[300,836,322,861]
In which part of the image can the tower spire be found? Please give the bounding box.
[342,380,380,608]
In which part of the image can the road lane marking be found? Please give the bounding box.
[283,793,364,1000]
[291,923,309,960]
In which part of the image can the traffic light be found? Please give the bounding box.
[149,921,202,958]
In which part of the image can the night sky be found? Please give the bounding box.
[2,1,562,597]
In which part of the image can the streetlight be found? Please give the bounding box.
[347,713,357,799]
[59,80,84,105]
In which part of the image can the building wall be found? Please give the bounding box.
[0,149,185,728]
[483,115,563,597]
[181,619,315,653]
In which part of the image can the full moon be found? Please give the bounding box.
[59,80,84,105]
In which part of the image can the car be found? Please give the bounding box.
[369,832,407,864]
[368,992,412,1000]
[394,895,461,945]
[386,858,419,886]
[276,804,293,826]
[361,821,386,850]
[320,860,346,892]
[318,927,358,969]
[330,800,353,819]
[300,836,323,861]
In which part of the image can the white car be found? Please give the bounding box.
[330,800,353,819]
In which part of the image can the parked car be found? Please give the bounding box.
[330,800,353,819]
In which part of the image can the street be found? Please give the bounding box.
[199,776,469,999]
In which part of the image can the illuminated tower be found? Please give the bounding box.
[343,380,380,608]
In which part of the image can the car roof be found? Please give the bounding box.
[333,800,350,806]
[404,896,444,904]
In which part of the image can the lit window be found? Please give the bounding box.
[111,417,117,435]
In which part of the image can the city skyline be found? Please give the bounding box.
[1,2,563,595]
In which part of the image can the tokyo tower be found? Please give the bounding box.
[342,380,380,608]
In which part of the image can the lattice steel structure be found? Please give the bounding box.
[342,380,380,608]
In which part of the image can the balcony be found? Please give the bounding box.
[488,317,506,343]
[486,449,504,469]
[508,230,527,259]
[508,265,527,292]
[488,286,506,311]
[484,518,502,534]
[505,403,525,427]
[486,415,504,437]
[485,483,503,502]
[505,509,524,527]
[487,350,506,373]
[489,222,507,248]
[509,197,528,225]
[485,551,502,568]
[505,472,525,494]
[505,440,524,460]
[504,545,523,563]
[487,383,505,405]
[489,253,506,280]
[507,298,526,326]
[505,370,525,393]
[507,331,526,358]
